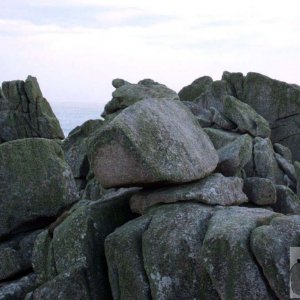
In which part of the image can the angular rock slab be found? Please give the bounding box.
[222,71,244,100]
[243,177,277,206]
[201,206,279,300]
[223,96,271,138]
[178,76,213,102]
[272,185,300,215]
[32,189,136,299]
[102,78,179,117]
[105,216,153,300]
[90,99,218,188]
[194,80,232,113]
[26,267,91,300]
[0,138,78,238]
[105,203,220,300]
[275,153,297,183]
[0,230,41,281]
[203,128,240,150]
[0,76,64,143]
[217,134,252,176]
[273,143,293,163]
[253,137,284,184]
[0,273,37,300]
[251,215,300,300]
[130,173,248,214]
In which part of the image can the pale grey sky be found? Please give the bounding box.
[1,0,300,113]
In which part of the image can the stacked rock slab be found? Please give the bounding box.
[90,98,219,188]
[0,76,79,300]
[223,72,300,161]
[101,74,300,300]
[2,73,300,299]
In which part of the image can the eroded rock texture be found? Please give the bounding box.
[1,72,300,300]
[0,76,64,143]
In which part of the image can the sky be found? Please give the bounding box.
[0,0,300,115]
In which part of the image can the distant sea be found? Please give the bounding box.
[51,102,104,137]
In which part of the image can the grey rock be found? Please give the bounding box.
[275,153,297,183]
[0,230,41,281]
[194,80,232,113]
[0,138,78,238]
[222,71,244,99]
[196,110,213,127]
[112,78,129,88]
[90,99,218,188]
[182,101,211,118]
[242,72,300,161]
[203,128,240,149]
[217,134,253,176]
[27,266,91,300]
[272,185,300,214]
[142,204,218,300]
[202,206,278,300]
[253,137,284,184]
[0,76,64,143]
[223,96,271,137]
[81,176,110,201]
[102,79,179,117]
[295,161,300,198]
[273,143,293,163]
[210,107,236,130]
[105,203,220,300]
[178,76,213,102]
[105,216,153,300]
[0,273,37,300]
[130,173,248,214]
[251,215,300,300]
[243,177,277,206]
[32,188,136,299]
[62,119,103,180]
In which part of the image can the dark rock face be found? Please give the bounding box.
[225,72,300,161]
[0,76,64,143]
[26,266,91,300]
[90,99,218,188]
[30,189,137,300]
[0,273,38,300]
[62,119,103,180]
[0,230,41,281]
[105,203,220,300]
[217,134,253,176]
[0,138,78,239]
[243,177,277,206]
[272,185,300,214]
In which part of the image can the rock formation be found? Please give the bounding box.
[0,72,300,300]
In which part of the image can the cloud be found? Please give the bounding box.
[0,0,299,114]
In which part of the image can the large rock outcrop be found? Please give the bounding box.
[224,72,300,161]
[90,98,218,188]
[1,72,300,300]
[0,138,78,239]
[0,76,64,143]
